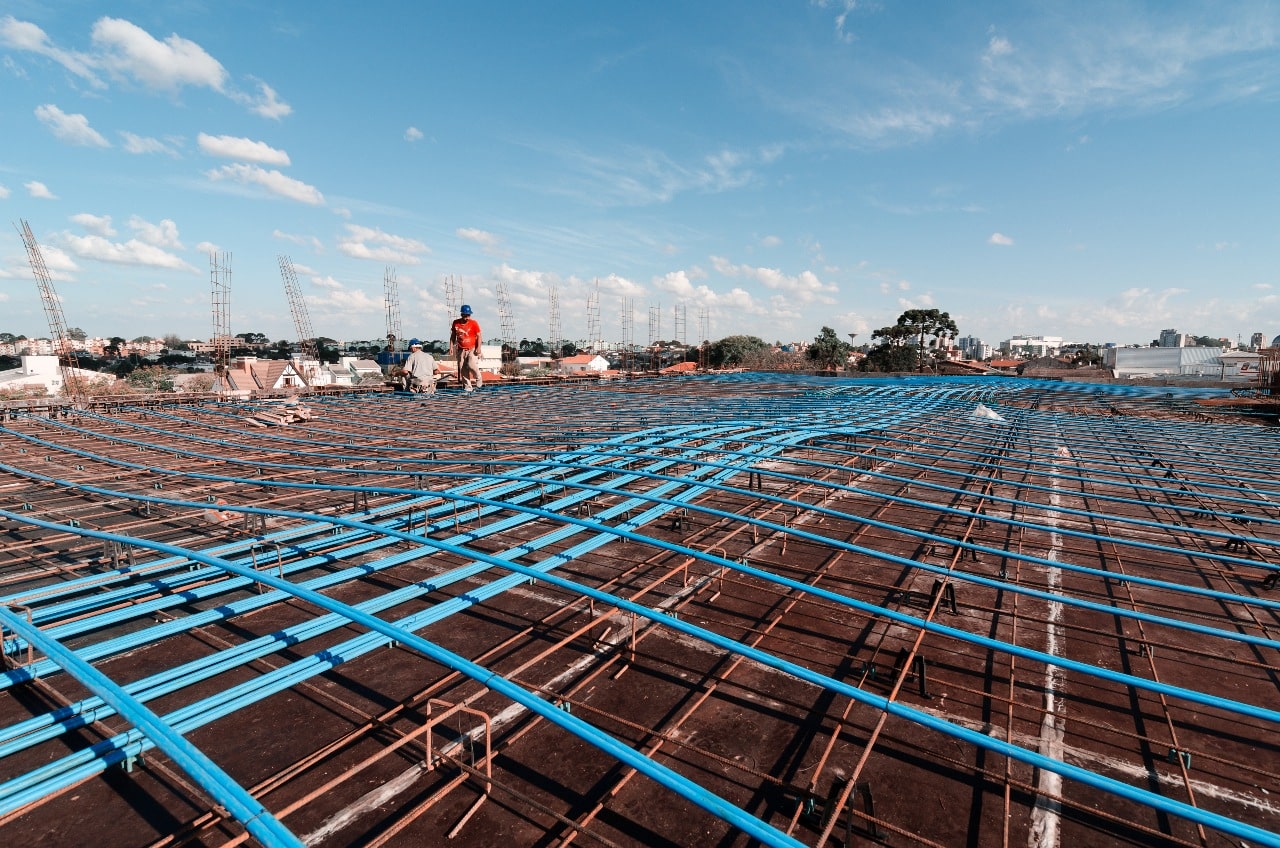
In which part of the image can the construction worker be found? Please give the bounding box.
[450,304,483,392]
[402,338,437,393]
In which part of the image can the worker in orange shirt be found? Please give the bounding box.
[450,304,483,392]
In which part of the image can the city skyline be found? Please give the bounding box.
[2,3,1279,348]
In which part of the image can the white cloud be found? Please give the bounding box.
[61,231,197,271]
[988,232,1014,246]
[128,215,183,249]
[71,213,116,236]
[710,256,837,304]
[0,184,9,199]
[273,229,324,251]
[791,7,1280,149]
[242,81,291,120]
[897,293,937,309]
[307,287,382,319]
[0,16,101,87]
[119,131,177,155]
[25,180,57,199]
[34,104,109,147]
[198,133,290,166]
[986,36,1014,59]
[1081,286,1187,328]
[457,227,507,257]
[38,244,79,276]
[760,235,782,248]
[651,270,766,318]
[205,163,324,205]
[5,16,288,118]
[338,224,429,264]
[405,126,424,142]
[310,275,343,290]
[90,17,227,92]
[195,241,219,254]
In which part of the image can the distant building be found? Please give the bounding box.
[557,354,609,374]
[1002,335,1063,357]
[957,336,993,360]
[1102,347,1251,379]
[222,357,308,392]
[1158,329,1188,348]
[1252,332,1267,350]
[0,355,105,396]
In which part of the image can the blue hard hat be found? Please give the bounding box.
[460,304,472,315]
[408,338,421,347]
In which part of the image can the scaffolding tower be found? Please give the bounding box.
[649,304,661,372]
[548,285,561,358]
[496,280,517,367]
[620,297,634,372]
[383,266,401,350]
[673,303,686,348]
[698,307,710,370]
[18,219,84,406]
[209,251,232,393]
[278,255,318,363]
[586,279,601,354]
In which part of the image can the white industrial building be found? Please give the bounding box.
[0,355,106,397]
[1104,347,1260,379]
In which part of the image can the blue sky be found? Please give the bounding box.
[2,1,1278,349]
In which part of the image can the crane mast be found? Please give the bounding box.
[17,219,84,406]
[278,254,318,365]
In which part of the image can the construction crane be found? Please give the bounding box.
[17,219,84,406]
[496,279,516,368]
[278,255,318,369]
[383,265,402,351]
[209,251,232,393]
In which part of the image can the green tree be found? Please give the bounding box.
[126,365,176,392]
[860,344,920,372]
[806,326,853,372]
[707,335,768,368]
[874,308,957,372]
[67,327,87,341]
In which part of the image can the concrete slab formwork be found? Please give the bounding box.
[0,373,1277,848]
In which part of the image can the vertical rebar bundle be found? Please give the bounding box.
[209,251,232,393]
[444,274,460,318]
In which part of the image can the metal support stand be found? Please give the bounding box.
[892,648,930,698]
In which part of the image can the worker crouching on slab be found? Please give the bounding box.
[401,338,438,394]
[450,304,483,392]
